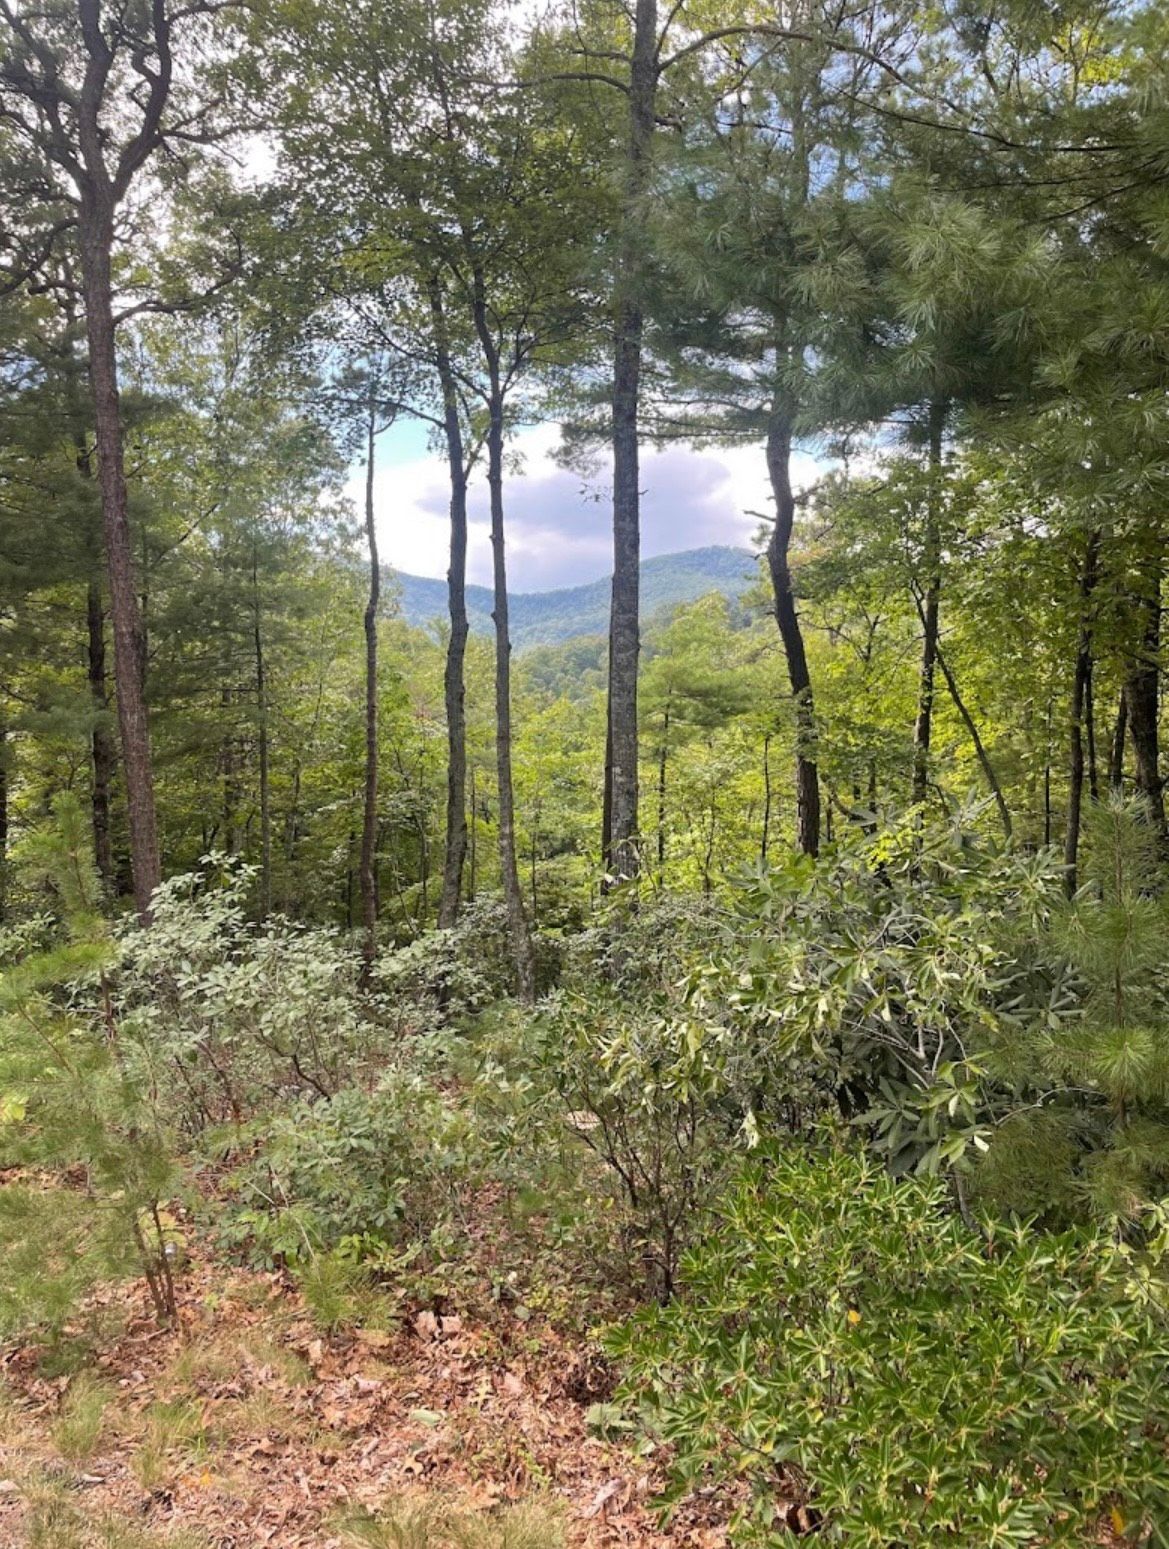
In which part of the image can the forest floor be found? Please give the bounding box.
[0,1182,728,1549]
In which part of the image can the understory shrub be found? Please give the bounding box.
[217,1074,473,1265]
[537,985,762,1299]
[611,1144,1169,1547]
[0,795,187,1322]
[109,858,390,1130]
[374,897,521,1021]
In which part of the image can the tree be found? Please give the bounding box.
[0,0,230,915]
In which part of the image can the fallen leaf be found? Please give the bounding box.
[413,1310,439,1342]
[584,1477,630,1519]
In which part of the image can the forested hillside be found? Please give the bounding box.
[395,546,755,648]
[4,0,1169,1544]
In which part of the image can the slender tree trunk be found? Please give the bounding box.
[78,201,159,918]
[760,730,772,863]
[530,808,538,922]
[220,688,239,853]
[1109,688,1127,794]
[933,635,1012,841]
[1064,529,1101,894]
[468,762,477,900]
[432,283,469,927]
[657,700,670,880]
[0,717,8,921]
[251,544,271,920]
[765,404,819,856]
[912,400,946,811]
[74,426,118,897]
[471,288,535,1001]
[1085,664,1099,802]
[359,407,380,975]
[1125,551,1166,840]
[603,0,658,882]
[86,573,117,894]
[486,405,535,999]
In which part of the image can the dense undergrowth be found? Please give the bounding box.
[5,794,1169,1544]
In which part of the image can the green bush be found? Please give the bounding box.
[217,1075,473,1264]
[109,858,388,1129]
[0,795,186,1323]
[611,1144,1169,1546]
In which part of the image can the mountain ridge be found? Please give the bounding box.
[387,544,758,649]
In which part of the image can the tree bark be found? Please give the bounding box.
[73,415,118,897]
[471,282,536,1001]
[359,405,379,974]
[656,703,669,882]
[468,762,477,900]
[431,282,469,928]
[765,405,820,856]
[1109,688,1127,794]
[86,574,116,893]
[933,634,1012,841]
[252,541,272,920]
[1064,529,1100,894]
[760,730,772,863]
[78,199,160,918]
[603,0,658,883]
[0,716,8,921]
[911,400,946,811]
[1125,551,1166,840]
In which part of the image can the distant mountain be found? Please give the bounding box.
[387,545,758,650]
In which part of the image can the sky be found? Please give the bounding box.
[348,420,822,593]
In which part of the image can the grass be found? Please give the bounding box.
[52,1373,114,1462]
[131,1396,209,1491]
[338,1499,565,1549]
[20,1470,211,1548]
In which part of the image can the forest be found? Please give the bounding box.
[3,0,1169,1543]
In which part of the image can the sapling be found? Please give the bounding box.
[0,794,182,1322]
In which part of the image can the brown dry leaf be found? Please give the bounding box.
[354,1328,393,1351]
[585,1477,631,1519]
[413,1310,440,1342]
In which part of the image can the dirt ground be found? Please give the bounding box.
[0,1234,730,1549]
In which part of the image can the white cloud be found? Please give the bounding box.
[352,424,821,592]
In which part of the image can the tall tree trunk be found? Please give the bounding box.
[1125,550,1166,840]
[1109,688,1127,794]
[1064,529,1101,894]
[468,762,477,900]
[74,423,118,897]
[1085,664,1099,802]
[933,634,1012,841]
[760,730,772,863]
[765,405,820,856]
[251,542,271,920]
[431,282,469,928]
[656,699,670,880]
[603,0,658,882]
[911,400,946,811]
[359,406,379,974]
[0,716,8,922]
[471,288,535,1001]
[86,574,116,893]
[220,688,239,853]
[78,200,160,919]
